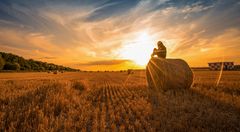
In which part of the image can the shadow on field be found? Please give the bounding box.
[150,88,240,131]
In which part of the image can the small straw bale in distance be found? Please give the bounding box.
[146,57,193,91]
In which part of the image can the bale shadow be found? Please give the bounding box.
[150,88,240,132]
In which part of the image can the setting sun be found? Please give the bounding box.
[118,31,156,66]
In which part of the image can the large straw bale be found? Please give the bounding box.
[146,57,193,91]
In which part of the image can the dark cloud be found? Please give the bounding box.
[0,0,105,8]
[176,1,239,52]
[199,0,240,37]
[0,0,79,47]
[79,59,132,66]
[146,0,216,13]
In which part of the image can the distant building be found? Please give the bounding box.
[234,65,240,70]
[208,62,234,71]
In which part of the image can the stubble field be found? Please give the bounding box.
[0,70,240,131]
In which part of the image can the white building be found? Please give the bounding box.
[208,62,234,71]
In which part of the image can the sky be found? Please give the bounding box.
[0,0,239,70]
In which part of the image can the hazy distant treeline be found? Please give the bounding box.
[0,52,78,71]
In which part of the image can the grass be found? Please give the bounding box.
[0,71,240,131]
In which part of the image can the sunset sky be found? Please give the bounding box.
[0,0,239,70]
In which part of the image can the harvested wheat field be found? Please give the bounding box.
[0,71,240,131]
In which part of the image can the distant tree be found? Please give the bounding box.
[24,63,31,70]
[39,67,45,71]
[0,52,78,71]
[0,55,5,70]
[3,62,20,70]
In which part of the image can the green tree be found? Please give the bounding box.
[0,55,5,70]
[3,62,20,70]
[0,52,78,71]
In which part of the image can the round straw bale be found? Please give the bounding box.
[146,57,193,91]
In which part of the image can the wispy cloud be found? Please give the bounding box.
[37,57,57,60]
[79,59,132,66]
[85,0,140,21]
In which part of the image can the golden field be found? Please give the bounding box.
[0,70,240,131]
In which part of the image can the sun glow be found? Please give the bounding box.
[118,31,156,66]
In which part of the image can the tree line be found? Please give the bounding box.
[0,52,79,71]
